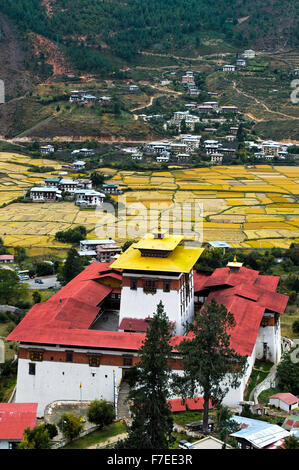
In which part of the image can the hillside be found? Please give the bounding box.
[0,0,298,75]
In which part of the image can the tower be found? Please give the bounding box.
[110,232,204,335]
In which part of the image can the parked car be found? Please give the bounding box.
[178,440,194,449]
[35,279,44,284]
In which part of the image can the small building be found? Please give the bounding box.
[40,145,54,155]
[176,153,190,162]
[79,239,119,258]
[0,254,14,264]
[269,393,299,412]
[210,153,223,164]
[73,160,86,170]
[221,105,238,114]
[75,189,105,207]
[243,49,256,59]
[129,84,140,93]
[77,179,92,190]
[191,436,233,450]
[293,68,299,76]
[0,403,38,449]
[230,415,290,449]
[156,154,170,163]
[97,241,122,263]
[102,184,123,195]
[59,179,79,193]
[44,178,61,188]
[30,187,62,202]
[282,415,299,436]
[236,58,247,67]
[223,65,236,72]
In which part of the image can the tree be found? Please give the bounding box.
[0,269,27,305]
[18,424,51,449]
[216,405,239,444]
[90,171,105,188]
[121,240,135,252]
[32,290,41,304]
[277,349,299,395]
[116,302,174,449]
[57,413,83,441]
[57,248,86,285]
[282,435,299,449]
[87,399,115,428]
[175,298,248,434]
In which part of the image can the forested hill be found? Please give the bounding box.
[0,0,298,73]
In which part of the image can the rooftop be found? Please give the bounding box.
[0,403,38,440]
[110,236,204,273]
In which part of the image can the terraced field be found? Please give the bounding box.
[0,154,299,252]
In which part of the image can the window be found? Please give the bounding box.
[29,350,44,362]
[130,278,138,290]
[123,356,133,367]
[29,363,36,375]
[163,280,171,292]
[66,351,73,363]
[143,279,156,293]
[88,355,101,367]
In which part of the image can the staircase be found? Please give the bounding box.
[117,381,131,421]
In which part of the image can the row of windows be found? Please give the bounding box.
[130,279,171,293]
[28,351,133,372]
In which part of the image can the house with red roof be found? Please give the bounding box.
[269,393,299,412]
[0,403,37,449]
[6,239,289,417]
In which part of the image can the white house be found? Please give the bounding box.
[223,65,236,72]
[40,145,54,155]
[73,160,86,170]
[269,393,299,412]
[30,187,62,202]
[0,403,37,449]
[75,189,105,207]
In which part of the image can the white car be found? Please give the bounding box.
[178,440,194,449]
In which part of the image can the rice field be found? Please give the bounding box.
[0,155,299,250]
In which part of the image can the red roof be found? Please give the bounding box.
[193,270,211,292]
[185,397,213,410]
[0,403,37,440]
[167,399,186,412]
[270,393,299,405]
[119,317,151,333]
[0,254,14,260]
[167,397,213,412]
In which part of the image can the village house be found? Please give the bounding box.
[0,403,38,449]
[180,135,201,150]
[235,58,247,67]
[44,177,61,188]
[72,160,86,171]
[102,184,123,195]
[156,154,170,163]
[59,179,79,193]
[175,153,191,162]
[128,84,140,93]
[6,233,289,417]
[30,187,62,202]
[223,65,236,72]
[78,239,120,260]
[74,189,105,207]
[221,105,239,114]
[243,49,256,59]
[0,254,14,264]
[40,145,54,155]
[230,415,289,449]
[269,393,299,412]
[210,153,223,164]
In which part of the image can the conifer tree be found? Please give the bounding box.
[175,298,248,434]
[116,301,174,449]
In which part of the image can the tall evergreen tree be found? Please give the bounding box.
[116,301,174,449]
[175,298,248,434]
[58,248,85,285]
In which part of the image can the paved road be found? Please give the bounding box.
[21,275,61,290]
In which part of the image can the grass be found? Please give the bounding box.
[172,410,204,426]
[258,387,281,405]
[62,421,127,449]
[244,361,273,401]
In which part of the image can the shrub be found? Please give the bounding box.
[87,400,115,428]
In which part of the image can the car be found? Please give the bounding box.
[35,279,44,284]
[178,440,194,449]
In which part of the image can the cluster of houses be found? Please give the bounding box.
[78,238,121,262]
[180,71,200,96]
[167,105,239,132]
[69,90,113,106]
[223,49,256,72]
[245,140,296,159]
[29,176,105,208]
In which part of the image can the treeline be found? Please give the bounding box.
[1,0,298,74]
